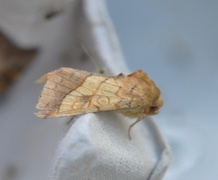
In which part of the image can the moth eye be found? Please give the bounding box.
[149,106,158,114]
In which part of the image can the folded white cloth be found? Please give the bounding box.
[0,0,171,179]
[50,113,171,180]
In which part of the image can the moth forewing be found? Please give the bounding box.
[35,68,163,139]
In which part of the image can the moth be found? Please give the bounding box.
[35,68,163,139]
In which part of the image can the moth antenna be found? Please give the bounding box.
[80,43,105,74]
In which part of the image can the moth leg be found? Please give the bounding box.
[66,116,76,125]
[128,116,145,140]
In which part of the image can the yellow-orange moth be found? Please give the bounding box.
[35,68,163,139]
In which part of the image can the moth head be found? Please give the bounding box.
[147,96,163,115]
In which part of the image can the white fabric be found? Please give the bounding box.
[0,0,171,179]
[50,113,171,180]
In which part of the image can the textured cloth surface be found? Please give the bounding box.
[50,113,171,180]
[0,0,171,179]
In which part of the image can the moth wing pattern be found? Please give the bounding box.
[35,68,147,118]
